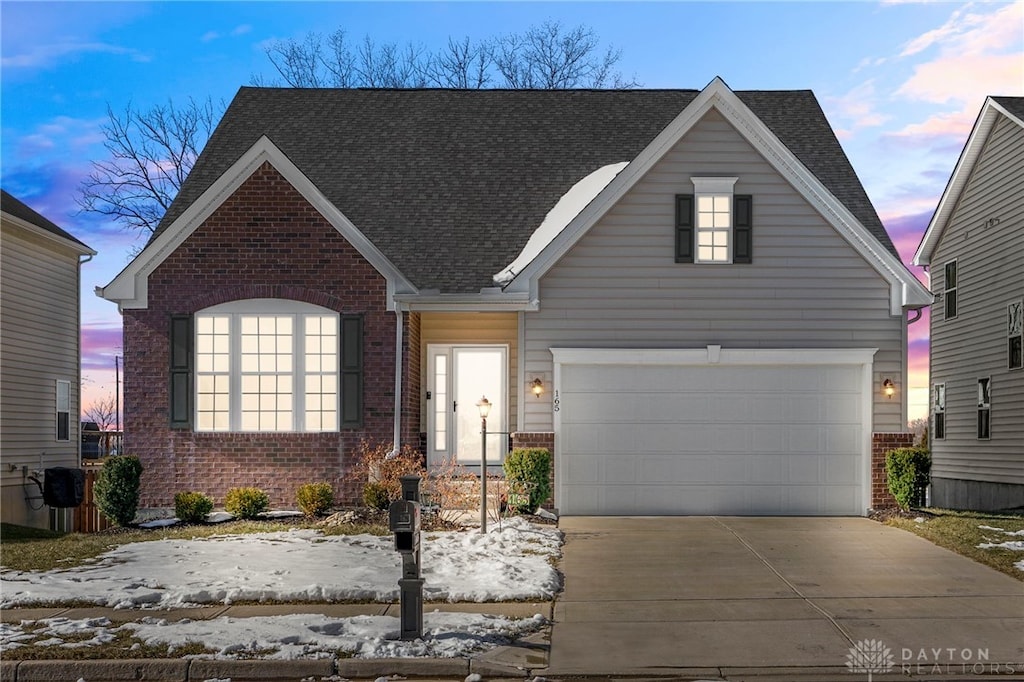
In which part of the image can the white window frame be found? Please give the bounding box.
[56,379,70,442]
[933,383,946,440]
[1008,300,1023,370]
[194,299,340,433]
[977,377,991,440]
[943,260,958,320]
[692,177,737,264]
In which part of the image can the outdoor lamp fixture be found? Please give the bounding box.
[531,378,544,398]
[476,396,492,533]
[883,378,895,399]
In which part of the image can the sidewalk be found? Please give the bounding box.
[0,601,553,681]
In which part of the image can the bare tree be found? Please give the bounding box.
[82,22,637,235]
[260,20,638,90]
[77,97,220,235]
[84,394,119,431]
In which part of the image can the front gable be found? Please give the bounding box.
[98,136,416,312]
[506,78,930,316]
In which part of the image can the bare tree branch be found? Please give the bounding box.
[77,97,219,235]
[84,394,119,431]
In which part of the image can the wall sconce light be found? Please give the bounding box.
[530,378,544,398]
[883,378,895,399]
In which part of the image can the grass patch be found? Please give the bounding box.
[0,517,389,573]
[882,508,1024,580]
[0,625,216,660]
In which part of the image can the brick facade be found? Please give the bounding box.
[124,163,419,509]
[511,432,556,509]
[870,432,915,509]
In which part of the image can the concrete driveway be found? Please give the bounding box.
[547,517,1024,680]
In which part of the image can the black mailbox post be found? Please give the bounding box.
[389,475,423,640]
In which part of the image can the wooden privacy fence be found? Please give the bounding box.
[74,463,113,533]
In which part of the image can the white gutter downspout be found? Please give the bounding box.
[386,306,404,459]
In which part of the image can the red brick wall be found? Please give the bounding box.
[871,432,915,509]
[124,162,403,509]
[511,432,555,509]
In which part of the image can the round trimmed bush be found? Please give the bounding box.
[224,487,270,519]
[174,491,214,523]
[296,482,335,518]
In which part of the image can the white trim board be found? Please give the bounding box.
[96,135,416,312]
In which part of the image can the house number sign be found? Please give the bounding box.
[553,390,560,412]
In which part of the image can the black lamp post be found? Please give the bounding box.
[476,396,492,533]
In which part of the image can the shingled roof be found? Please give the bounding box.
[1,189,93,252]
[156,87,896,293]
[993,96,1024,122]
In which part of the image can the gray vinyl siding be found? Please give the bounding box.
[928,113,1024,487]
[523,109,905,433]
[1,220,82,525]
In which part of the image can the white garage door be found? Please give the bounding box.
[553,348,874,516]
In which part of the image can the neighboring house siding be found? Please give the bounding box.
[929,114,1024,493]
[0,220,81,527]
[419,312,519,432]
[523,110,904,433]
[124,163,399,509]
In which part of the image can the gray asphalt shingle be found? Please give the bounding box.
[156,87,897,293]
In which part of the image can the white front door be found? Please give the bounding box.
[427,345,507,467]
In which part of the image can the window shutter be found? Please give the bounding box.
[169,315,192,429]
[340,315,364,428]
[733,195,753,264]
[675,194,695,263]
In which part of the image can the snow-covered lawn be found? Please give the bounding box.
[0,516,561,659]
[977,524,1024,572]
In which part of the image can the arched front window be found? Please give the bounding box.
[194,300,340,432]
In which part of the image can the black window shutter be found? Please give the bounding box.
[675,194,695,263]
[733,195,753,264]
[169,314,192,429]
[340,315,364,428]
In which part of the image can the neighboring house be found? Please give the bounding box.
[1,189,95,530]
[913,96,1024,511]
[99,78,930,516]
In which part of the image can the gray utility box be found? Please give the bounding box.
[389,499,421,553]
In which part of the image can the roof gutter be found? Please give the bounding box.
[394,289,537,312]
[386,305,405,460]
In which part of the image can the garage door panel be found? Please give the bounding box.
[557,359,867,516]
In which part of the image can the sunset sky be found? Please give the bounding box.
[2,1,1022,423]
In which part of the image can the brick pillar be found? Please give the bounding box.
[871,432,915,509]
[510,432,555,509]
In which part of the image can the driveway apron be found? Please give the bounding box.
[547,517,1024,677]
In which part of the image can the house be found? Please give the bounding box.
[1,189,95,530]
[913,96,1024,511]
[98,78,931,516]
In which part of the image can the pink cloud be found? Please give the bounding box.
[81,324,122,372]
[896,53,1024,106]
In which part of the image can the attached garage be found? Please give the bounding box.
[552,348,877,516]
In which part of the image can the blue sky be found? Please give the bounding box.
[2,1,1022,421]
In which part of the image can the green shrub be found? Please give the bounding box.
[886,447,931,510]
[363,481,393,510]
[296,482,335,518]
[224,487,270,519]
[174,491,213,523]
[503,448,552,512]
[94,455,143,526]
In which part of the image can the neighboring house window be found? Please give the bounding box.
[933,383,946,440]
[676,177,752,264]
[943,260,957,320]
[977,377,991,440]
[182,299,362,432]
[1009,300,1023,370]
[56,380,70,441]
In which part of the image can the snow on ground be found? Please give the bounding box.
[977,524,1024,572]
[0,517,561,659]
[1,612,547,660]
[1,516,562,609]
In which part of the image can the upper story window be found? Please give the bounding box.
[186,299,356,433]
[932,383,946,440]
[943,260,958,320]
[977,377,991,440]
[56,380,70,441]
[1009,300,1022,370]
[676,177,752,265]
